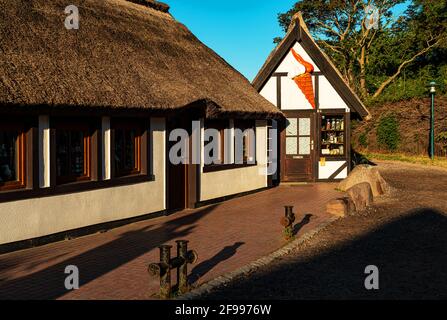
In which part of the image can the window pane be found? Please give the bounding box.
[115,128,138,174]
[286,137,298,155]
[71,131,84,176]
[299,137,311,155]
[205,133,220,163]
[286,118,297,136]
[114,129,125,172]
[56,130,85,178]
[124,130,136,170]
[56,131,69,177]
[299,118,311,136]
[0,132,18,183]
[320,115,345,156]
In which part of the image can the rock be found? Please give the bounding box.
[347,182,373,212]
[326,197,355,217]
[338,165,390,197]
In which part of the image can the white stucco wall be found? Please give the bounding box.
[101,116,112,180]
[0,118,166,245]
[319,76,349,110]
[260,42,319,110]
[280,76,317,110]
[38,115,50,188]
[199,120,268,201]
[260,77,277,107]
[318,160,348,180]
[275,42,321,74]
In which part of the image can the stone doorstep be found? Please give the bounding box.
[176,216,341,300]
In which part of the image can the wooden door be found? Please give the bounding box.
[167,117,188,211]
[281,112,315,182]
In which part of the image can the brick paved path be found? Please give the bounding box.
[0,184,341,300]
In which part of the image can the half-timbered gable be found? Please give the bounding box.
[254,13,370,183]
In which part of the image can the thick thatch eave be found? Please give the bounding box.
[0,0,283,119]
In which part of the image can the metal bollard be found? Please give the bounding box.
[148,245,172,299]
[281,206,296,227]
[176,240,189,294]
[281,206,296,240]
[148,240,198,299]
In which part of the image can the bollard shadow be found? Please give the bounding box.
[0,204,220,300]
[293,214,313,237]
[189,242,245,285]
[202,208,447,300]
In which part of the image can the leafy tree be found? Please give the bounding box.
[377,113,400,151]
[277,0,447,100]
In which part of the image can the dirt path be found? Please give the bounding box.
[200,161,447,300]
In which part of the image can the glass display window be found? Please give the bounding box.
[320,114,346,157]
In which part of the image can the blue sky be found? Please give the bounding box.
[168,0,297,81]
[168,1,410,81]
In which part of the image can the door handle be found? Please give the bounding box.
[310,140,314,151]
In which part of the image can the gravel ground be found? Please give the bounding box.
[201,161,447,300]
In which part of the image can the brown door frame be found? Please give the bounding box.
[166,117,198,211]
[280,110,317,183]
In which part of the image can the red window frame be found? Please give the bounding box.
[0,122,26,191]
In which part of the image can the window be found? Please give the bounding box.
[320,114,345,157]
[204,120,227,165]
[112,120,144,177]
[0,123,26,191]
[285,117,311,156]
[55,122,91,184]
[234,120,256,164]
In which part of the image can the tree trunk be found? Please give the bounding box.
[358,46,368,97]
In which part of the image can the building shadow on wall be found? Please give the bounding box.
[189,242,245,285]
[0,204,219,300]
[203,208,447,300]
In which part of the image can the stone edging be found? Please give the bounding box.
[177,216,341,300]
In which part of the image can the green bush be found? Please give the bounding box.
[436,131,447,154]
[377,114,400,151]
[359,132,368,148]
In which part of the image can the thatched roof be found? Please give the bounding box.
[253,13,370,120]
[0,0,282,119]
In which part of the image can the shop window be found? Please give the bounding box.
[320,114,345,156]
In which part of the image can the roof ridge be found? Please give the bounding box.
[126,0,170,13]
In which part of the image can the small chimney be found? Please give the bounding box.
[127,0,170,13]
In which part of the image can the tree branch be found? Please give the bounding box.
[372,37,442,98]
[315,21,343,39]
[320,40,344,55]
